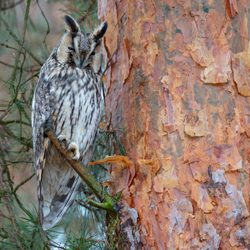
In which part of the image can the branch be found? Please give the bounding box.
[0,0,24,10]
[0,166,26,250]
[36,0,50,43]
[12,173,35,194]
[0,43,23,53]
[0,0,33,121]
[0,12,43,66]
[0,119,31,127]
[0,60,40,73]
[44,125,117,217]
[77,10,97,24]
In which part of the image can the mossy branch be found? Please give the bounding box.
[44,125,117,217]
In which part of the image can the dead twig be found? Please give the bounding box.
[0,0,24,10]
[36,0,50,43]
[12,173,35,194]
[0,60,40,73]
[0,13,43,66]
[77,10,97,24]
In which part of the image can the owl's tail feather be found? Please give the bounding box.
[41,173,81,231]
[39,145,82,231]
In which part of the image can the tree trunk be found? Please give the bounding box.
[99,0,250,249]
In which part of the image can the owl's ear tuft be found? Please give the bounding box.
[93,21,108,40]
[64,15,80,32]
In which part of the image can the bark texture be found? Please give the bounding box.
[99,0,250,249]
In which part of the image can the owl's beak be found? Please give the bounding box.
[79,55,84,68]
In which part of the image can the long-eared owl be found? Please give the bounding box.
[31,15,107,230]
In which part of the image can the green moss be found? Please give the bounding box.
[106,214,127,250]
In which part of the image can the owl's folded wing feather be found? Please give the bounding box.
[31,68,56,224]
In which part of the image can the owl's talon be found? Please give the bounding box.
[66,142,80,160]
[58,135,80,160]
[57,135,70,149]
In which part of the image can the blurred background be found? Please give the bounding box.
[0,0,115,249]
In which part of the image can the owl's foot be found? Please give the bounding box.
[57,135,80,160]
[66,142,80,160]
[57,135,70,149]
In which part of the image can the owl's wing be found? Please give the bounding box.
[31,65,56,225]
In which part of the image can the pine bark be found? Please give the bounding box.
[99,0,250,249]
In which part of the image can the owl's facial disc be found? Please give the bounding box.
[58,16,108,71]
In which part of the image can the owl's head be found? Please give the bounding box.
[56,15,108,72]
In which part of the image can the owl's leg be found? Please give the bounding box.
[57,135,80,160]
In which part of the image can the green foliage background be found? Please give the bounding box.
[0,1,125,249]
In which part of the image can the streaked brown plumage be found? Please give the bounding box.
[31,15,107,230]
